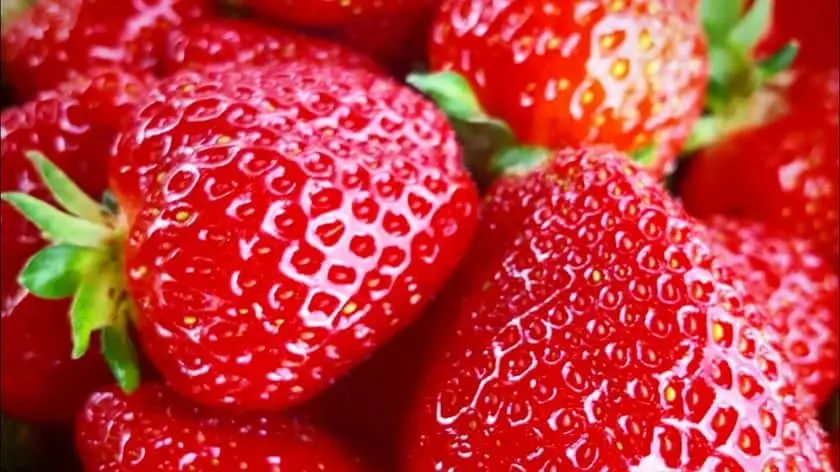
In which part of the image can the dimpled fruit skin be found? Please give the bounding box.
[679,70,839,268]
[705,216,839,410]
[0,0,212,100]
[404,147,831,471]
[0,68,152,425]
[76,383,365,471]
[241,0,436,29]
[429,0,707,176]
[162,19,379,76]
[113,62,479,412]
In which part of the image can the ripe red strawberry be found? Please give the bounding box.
[1,0,213,100]
[412,0,707,176]
[1,68,152,425]
[404,146,832,470]
[754,0,839,71]
[162,19,379,76]
[240,0,435,29]
[704,216,839,409]
[76,383,365,471]
[679,69,839,267]
[5,61,479,413]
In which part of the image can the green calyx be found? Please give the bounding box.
[688,0,798,151]
[1,151,140,393]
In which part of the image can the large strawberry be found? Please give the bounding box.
[704,216,839,410]
[4,61,479,413]
[403,146,832,470]
[162,19,379,76]
[1,68,152,425]
[409,0,708,177]
[679,69,839,267]
[1,0,213,100]
[76,383,365,471]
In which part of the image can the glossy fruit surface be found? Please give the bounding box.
[679,70,839,267]
[112,61,479,411]
[405,147,832,470]
[162,19,379,75]
[1,0,212,99]
[0,68,151,425]
[241,0,436,29]
[428,0,708,174]
[76,383,365,471]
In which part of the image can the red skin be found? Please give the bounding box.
[755,0,839,71]
[679,70,839,268]
[705,217,839,410]
[428,0,708,176]
[161,19,379,76]
[404,147,832,470]
[0,0,213,100]
[0,68,152,425]
[240,0,435,29]
[111,62,479,412]
[76,383,365,472]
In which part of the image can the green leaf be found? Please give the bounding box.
[25,151,109,224]
[729,0,773,53]
[1,193,112,247]
[489,146,551,176]
[701,0,744,44]
[756,41,799,81]
[684,116,723,153]
[101,322,140,393]
[70,267,120,359]
[18,244,105,299]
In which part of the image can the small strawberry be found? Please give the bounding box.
[5,61,479,413]
[76,383,365,471]
[1,68,152,425]
[679,69,839,267]
[409,0,708,177]
[704,216,839,410]
[403,146,832,470]
[162,19,379,76]
[1,0,213,100]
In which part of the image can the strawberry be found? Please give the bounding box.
[76,383,365,471]
[403,146,832,470]
[4,61,479,413]
[239,0,436,29]
[1,68,153,425]
[1,0,213,100]
[161,19,379,76]
[754,0,839,71]
[704,216,839,410]
[409,0,708,177]
[678,69,839,267]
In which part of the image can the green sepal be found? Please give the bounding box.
[18,244,105,299]
[1,193,111,247]
[629,144,657,167]
[684,116,723,154]
[25,151,110,224]
[701,0,743,45]
[729,0,772,53]
[489,146,551,176]
[756,41,799,81]
[407,71,517,164]
[101,319,140,393]
[70,263,122,359]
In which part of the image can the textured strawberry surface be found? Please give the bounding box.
[405,147,831,471]
[705,217,839,410]
[0,68,152,425]
[1,0,212,100]
[240,0,437,29]
[428,0,708,175]
[76,383,365,471]
[111,61,479,411]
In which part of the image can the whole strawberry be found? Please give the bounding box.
[404,146,832,470]
[679,69,839,267]
[1,68,152,425]
[76,383,365,471]
[1,0,213,100]
[162,19,379,76]
[410,0,707,177]
[5,61,479,413]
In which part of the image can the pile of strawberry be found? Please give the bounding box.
[0,0,837,471]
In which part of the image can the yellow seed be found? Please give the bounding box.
[184,316,197,325]
[175,211,190,222]
[712,322,725,342]
[611,59,629,79]
[665,386,677,402]
[343,302,358,315]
